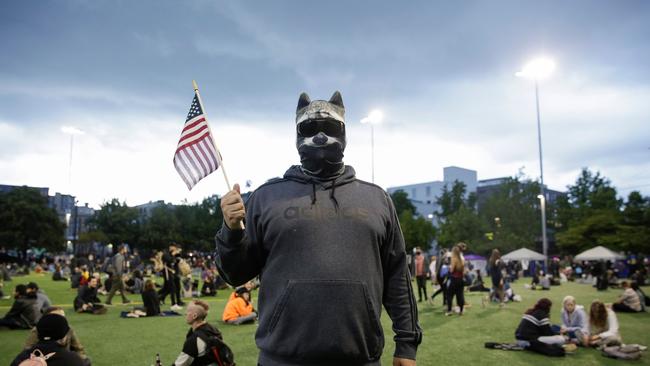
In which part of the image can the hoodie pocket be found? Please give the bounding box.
[266,279,383,360]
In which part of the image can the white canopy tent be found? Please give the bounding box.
[502,247,546,262]
[574,246,625,261]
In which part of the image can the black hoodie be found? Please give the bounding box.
[215,165,421,366]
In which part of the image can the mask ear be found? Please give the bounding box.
[297,92,311,112]
[328,91,344,108]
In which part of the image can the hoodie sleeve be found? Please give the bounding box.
[214,192,265,286]
[381,193,422,360]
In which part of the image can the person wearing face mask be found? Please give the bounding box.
[216,91,421,366]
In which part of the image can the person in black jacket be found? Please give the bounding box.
[216,92,421,366]
[11,313,86,366]
[159,243,184,310]
[515,298,566,357]
[0,284,39,329]
[172,300,226,366]
[74,278,106,315]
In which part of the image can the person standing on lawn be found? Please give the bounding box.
[216,91,421,365]
[105,245,131,305]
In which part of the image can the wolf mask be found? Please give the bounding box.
[295,91,346,178]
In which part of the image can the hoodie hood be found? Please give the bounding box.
[283,165,357,208]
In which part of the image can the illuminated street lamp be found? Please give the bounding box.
[360,110,383,183]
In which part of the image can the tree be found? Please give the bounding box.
[619,191,650,253]
[390,190,435,251]
[399,211,436,252]
[555,168,625,253]
[140,205,181,250]
[0,187,65,255]
[89,199,140,246]
[390,190,416,215]
[478,178,544,254]
[436,206,485,251]
[434,181,484,251]
[173,195,223,251]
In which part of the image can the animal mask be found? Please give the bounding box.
[295,91,346,178]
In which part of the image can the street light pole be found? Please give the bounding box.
[370,123,375,183]
[535,80,549,270]
[361,110,383,184]
[517,57,554,270]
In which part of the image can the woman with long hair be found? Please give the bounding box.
[446,244,466,316]
[583,300,621,347]
[488,248,506,307]
[515,298,566,356]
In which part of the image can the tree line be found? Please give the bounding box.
[389,168,650,256]
[1,167,648,256]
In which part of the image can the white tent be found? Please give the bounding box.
[574,246,625,261]
[502,247,546,262]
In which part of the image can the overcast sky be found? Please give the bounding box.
[1,0,649,208]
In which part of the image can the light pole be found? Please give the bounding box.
[517,57,555,269]
[61,126,84,189]
[360,110,383,183]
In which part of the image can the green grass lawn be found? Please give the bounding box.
[1,274,649,365]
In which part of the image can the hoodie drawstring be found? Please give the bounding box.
[330,177,339,211]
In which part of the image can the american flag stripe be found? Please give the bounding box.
[173,92,220,190]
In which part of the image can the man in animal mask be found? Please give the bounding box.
[216,91,421,366]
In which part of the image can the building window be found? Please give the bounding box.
[426,186,431,196]
[411,188,416,198]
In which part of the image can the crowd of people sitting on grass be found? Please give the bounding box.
[2,242,649,364]
[510,291,647,358]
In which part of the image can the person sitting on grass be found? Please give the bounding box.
[223,287,257,325]
[612,281,642,313]
[173,300,225,366]
[74,277,107,315]
[200,274,217,297]
[23,306,90,365]
[554,295,586,344]
[631,282,647,311]
[11,313,86,366]
[27,282,51,315]
[0,284,39,330]
[468,269,490,292]
[583,300,621,348]
[142,279,161,317]
[515,298,566,357]
[52,264,68,281]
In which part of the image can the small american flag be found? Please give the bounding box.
[173,92,221,190]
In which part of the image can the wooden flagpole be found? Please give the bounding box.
[192,80,245,230]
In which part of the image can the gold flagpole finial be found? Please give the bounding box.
[192,80,199,91]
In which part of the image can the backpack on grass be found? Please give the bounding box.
[18,349,56,366]
[602,345,643,360]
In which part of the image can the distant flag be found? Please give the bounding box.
[173,90,221,190]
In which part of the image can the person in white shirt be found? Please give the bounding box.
[583,300,621,347]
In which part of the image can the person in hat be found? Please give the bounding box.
[23,306,89,365]
[222,287,257,325]
[216,92,421,365]
[11,313,86,366]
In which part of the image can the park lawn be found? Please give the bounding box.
[1,274,649,365]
